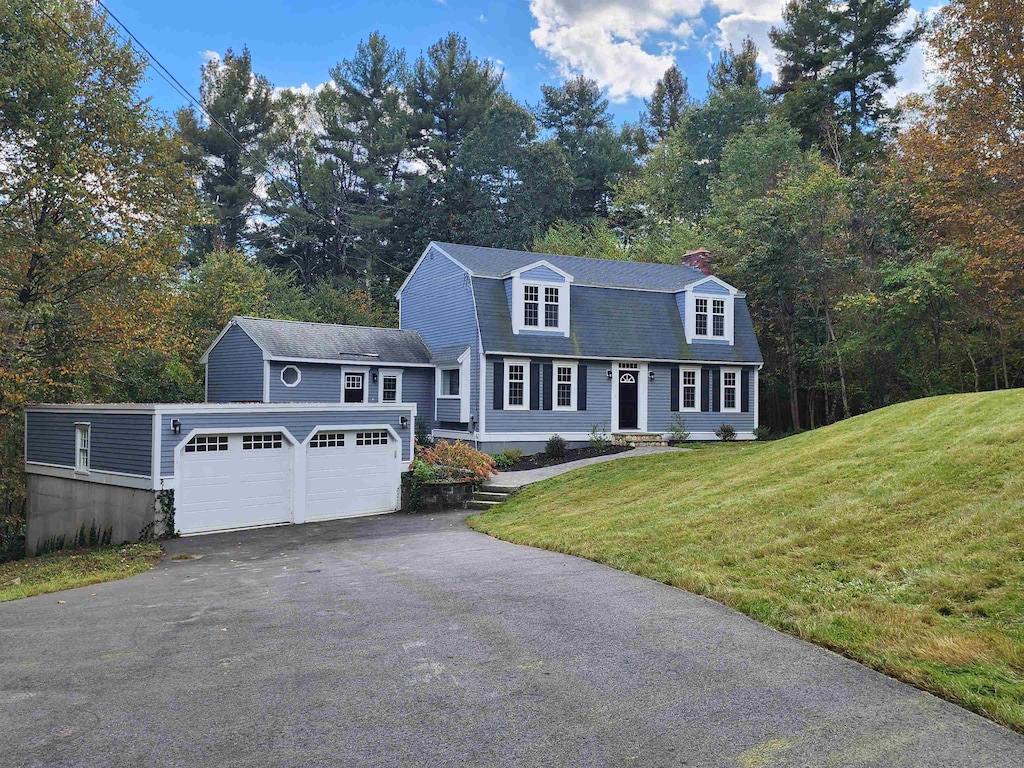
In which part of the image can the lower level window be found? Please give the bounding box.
[506,362,525,408]
[185,434,228,453]
[681,367,698,411]
[75,423,90,472]
[722,370,739,412]
[310,431,345,448]
[356,431,388,446]
[555,364,575,409]
[243,433,283,450]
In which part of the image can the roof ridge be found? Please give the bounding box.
[234,316,415,334]
[433,241,705,275]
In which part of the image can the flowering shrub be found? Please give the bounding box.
[414,440,496,483]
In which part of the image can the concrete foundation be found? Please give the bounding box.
[26,474,157,555]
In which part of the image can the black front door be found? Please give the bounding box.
[618,371,638,430]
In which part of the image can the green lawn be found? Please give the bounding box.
[469,390,1024,732]
[0,542,163,602]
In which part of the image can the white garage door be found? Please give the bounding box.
[176,433,292,534]
[305,429,399,522]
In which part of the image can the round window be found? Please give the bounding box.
[280,365,301,387]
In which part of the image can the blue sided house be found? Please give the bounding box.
[22,241,761,550]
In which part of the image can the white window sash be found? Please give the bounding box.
[721,368,741,413]
[505,359,529,410]
[679,366,700,412]
[378,369,402,403]
[553,361,577,410]
[74,423,90,474]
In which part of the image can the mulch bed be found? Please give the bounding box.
[501,444,631,472]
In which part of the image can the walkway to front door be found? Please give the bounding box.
[618,369,638,429]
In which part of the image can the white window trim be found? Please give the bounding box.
[711,298,727,339]
[553,360,577,411]
[378,369,402,404]
[74,422,90,475]
[679,365,700,413]
[509,265,572,338]
[721,367,741,413]
[280,364,302,388]
[437,368,462,399]
[504,358,530,411]
[340,367,369,404]
[682,281,737,346]
[610,361,648,433]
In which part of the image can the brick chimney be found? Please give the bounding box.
[681,248,712,276]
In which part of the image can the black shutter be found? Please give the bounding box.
[741,368,750,413]
[712,367,721,412]
[530,362,541,410]
[670,367,680,412]
[542,363,553,410]
[578,364,587,410]
[700,367,710,412]
[493,361,503,410]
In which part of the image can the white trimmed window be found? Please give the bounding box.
[544,286,560,328]
[441,368,460,396]
[680,366,699,412]
[695,298,709,337]
[721,368,740,412]
[554,362,576,410]
[280,364,301,387]
[524,285,539,327]
[344,372,365,403]
[74,423,90,473]
[505,360,528,409]
[712,299,726,337]
[379,370,401,403]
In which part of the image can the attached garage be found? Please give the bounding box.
[175,432,293,535]
[304,429,400,522]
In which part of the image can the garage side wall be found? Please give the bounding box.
[159,408,414,476]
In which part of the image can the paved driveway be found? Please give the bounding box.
[1,512,1020,768]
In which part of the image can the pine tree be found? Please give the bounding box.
[644,64,690,141]
[406,33,503,172]
[536,76,634,216]
[708,38,762,91]
[177,47,276,256]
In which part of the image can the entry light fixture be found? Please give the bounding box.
[649,370,655,381]
[606,369,613,380]
[170,418,181,435]
[400,416,409,428]
[372,371,379,383]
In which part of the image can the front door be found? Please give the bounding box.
[618,371,638,430]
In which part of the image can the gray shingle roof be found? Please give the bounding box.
[433,242,706,291]
[233,316,431,364]
[430,345,471,367]
[472,278,763,363]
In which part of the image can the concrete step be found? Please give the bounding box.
[482,485,520,495]
[467,499,503,510]
[473,491,510,502]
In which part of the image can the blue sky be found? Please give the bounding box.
[107,0,940,127]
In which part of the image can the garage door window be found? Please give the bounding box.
[243,433,283,450]
[310,431,345,448]
[356,431,389,446]
[185,435,228,453]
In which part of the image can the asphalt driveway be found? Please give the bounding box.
[2,511,1020,768]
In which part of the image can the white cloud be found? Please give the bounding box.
[479,14,487,23]
[885,5,943,106]
[528,0,940,105]
[199,50,221,65]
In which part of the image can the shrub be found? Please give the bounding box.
[753,425,771,441]
[414,416,434,449]
[545,434,567,459]
[415,440,495,483]
[715,423,737,442]
[668,415,691,443]
[588,423,611,450]
[491,447,524,469]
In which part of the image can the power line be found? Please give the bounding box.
[71,0,410,278]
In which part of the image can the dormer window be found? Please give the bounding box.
[544,287,559,327]
[712,299,726,337]
[508,260,573,337]
[695,298,708,336]
[524,285,539,326]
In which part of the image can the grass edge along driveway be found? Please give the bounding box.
[0,542,163,602]
[469,390,1024,733]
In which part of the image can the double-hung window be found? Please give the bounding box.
[680,367,698,411]
[712,299,726,337]
[524,285,539,327]
[721,368,740,412]
[74,423,90,473]
[554,362,575,410]
[544,286,559,328]
[695,298,709,337]
[506,361,527,409]
[380,371,400,403]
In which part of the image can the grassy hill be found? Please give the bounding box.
[469,390,1024,731]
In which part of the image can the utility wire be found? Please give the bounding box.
[66,0,410,278]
